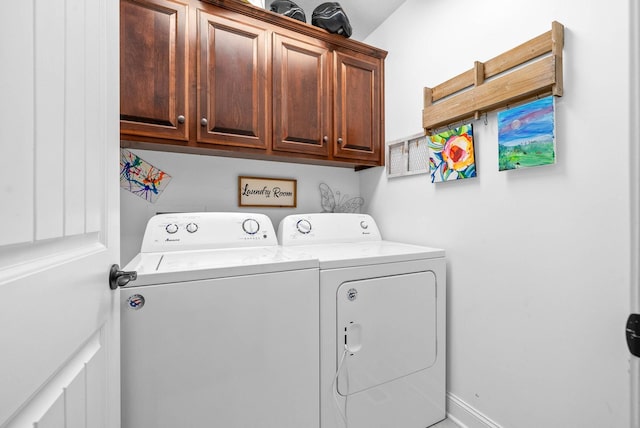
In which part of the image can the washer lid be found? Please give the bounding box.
[123,246,318,286]
[284,241,445,269]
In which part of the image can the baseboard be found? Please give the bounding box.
[446,393,503,428]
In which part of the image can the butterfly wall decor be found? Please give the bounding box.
[319,183,364,213]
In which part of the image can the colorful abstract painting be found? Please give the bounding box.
[498,96,556,171]
[428,124,476,183]
[120,149,171,203]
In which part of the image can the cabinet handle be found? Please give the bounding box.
[323,136,329,143]
[337,137,343,145]
[200,118,208,127]
[177,115,185,124]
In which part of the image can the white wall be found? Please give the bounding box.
[362,1,632,427]
[120,150,360,264]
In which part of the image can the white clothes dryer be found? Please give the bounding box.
[278,213,446,428]
[121,212,319,428]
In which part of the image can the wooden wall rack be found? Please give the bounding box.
[423,21,564,134]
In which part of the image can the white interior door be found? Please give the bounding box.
[0,0,120,427]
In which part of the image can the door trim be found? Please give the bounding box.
[629,0,640,426]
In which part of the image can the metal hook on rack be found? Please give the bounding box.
[433,117,474,136]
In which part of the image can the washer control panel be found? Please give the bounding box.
[162,221,201,235]
[141,212,277,252]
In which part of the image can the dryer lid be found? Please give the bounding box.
[283,241,445,269]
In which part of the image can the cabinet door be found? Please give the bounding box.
[197,10,268,149]
[333,51,382,163]
[272,33,331,156]
[120,0,188,141]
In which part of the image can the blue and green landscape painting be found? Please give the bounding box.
[497,96,556,171]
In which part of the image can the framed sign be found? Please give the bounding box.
[238,176,297,208]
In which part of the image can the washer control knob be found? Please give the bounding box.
[186,222,198,233]
[360,220,368,230]
[242,218,260,235]
[165,223,179,234]
[296,219,312,234]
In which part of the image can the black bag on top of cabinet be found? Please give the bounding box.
[311,2,352,38]
[269,0,307,23]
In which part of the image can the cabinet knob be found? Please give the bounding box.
[337,137,343,145]
[177,115,185,124]
[200,118,208,127]
[323,136,329,143]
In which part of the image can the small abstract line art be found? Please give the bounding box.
[428,124,476,183]
[120,149,172,203]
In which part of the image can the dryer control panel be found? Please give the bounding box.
[278,213,382,245]
[141,212,277,252]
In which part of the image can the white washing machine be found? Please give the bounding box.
[120,212,319,428]
[278,213,446,428]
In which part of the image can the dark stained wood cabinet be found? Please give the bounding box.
[271,33,383,164]
[272,32,331,157]
[333,50,382,162]
[120,0,387,168]
[197,9,268,149]
[120,0,189,141]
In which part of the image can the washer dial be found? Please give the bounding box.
[165,223,179,234]
[242,218,260,235]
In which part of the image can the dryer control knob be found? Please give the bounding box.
[242,218,260,235]
[186,222,198,233]
[165,223,179,234]
[360,221,369,230]
[296,219,312,234]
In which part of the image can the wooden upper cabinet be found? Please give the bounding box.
[272,32,331,157]
[197,10,268,149]
[119,0,386,167]
[333,50,382,162]
[120,0,188,141]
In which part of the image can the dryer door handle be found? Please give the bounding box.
[345,322,363,354]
